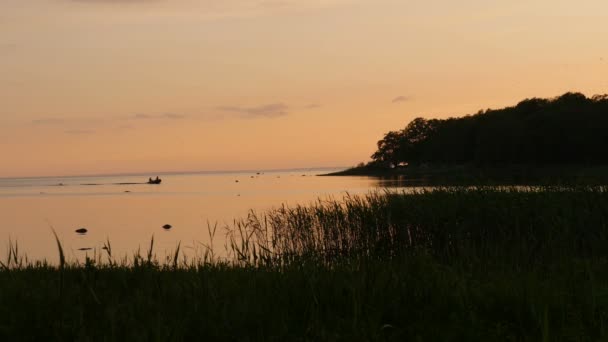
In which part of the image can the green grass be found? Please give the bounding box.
[2,187,608,341]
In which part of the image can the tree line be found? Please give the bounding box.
[370,92,608,167]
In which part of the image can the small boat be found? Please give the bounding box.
[147,177,162,184]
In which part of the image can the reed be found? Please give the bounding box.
[225,186,608,268]
[1,186,608,340]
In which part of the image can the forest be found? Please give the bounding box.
[370,93,608,167]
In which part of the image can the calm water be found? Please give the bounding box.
[0,168,406,262]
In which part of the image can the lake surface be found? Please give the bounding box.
[0,168,407,262]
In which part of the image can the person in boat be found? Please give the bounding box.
[148,176,162,184]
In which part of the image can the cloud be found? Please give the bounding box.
[392,96,410,104]
[132,113,187,120]
[64,0,355,19]
[31,118,66,125]
[257,1,291,9]
[69,0,351,5]
[133,114,153,119]
[31,116,108,126]
[163,113,187,119]
[255,0,355,11]
[71,0,160,3]
[304,103,321,109]
[217,103,289,118]
[64,129,96,135]
[0,43,17,50]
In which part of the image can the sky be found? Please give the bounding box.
[1,0,607,177]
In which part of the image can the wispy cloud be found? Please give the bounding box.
[217,103,289,118]
[132,113,187,120]
[255,0,355,11]
[0,43,17,50]
[163,113,186,119]
[31,116,107,126]
[392,96,410,104]
[64,129,96,135]
[117,124,135,129]
[31,118,66,125]
[257,1,292,9]
[28,104,285,130]
[71,0,160,3]
[64,0,356,19]
[69,0,351,6]
[304,103,321,109]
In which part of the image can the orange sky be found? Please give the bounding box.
[1,0,607,177]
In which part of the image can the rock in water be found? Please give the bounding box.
[163,224,172,230]
[75,228,88,234]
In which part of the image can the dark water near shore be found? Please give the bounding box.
[0,168,408,262]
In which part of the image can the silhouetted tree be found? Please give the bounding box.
[370,92,608,166]
[371,130,404,167]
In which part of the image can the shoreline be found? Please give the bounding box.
[320,164,608,185]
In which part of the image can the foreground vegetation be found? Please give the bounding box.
[2,187,608,340]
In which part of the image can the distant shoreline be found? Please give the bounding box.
[320,164,608,185]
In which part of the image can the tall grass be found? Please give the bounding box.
[7,186,605,269]
[2,186,608,340]
[225,186,608,267]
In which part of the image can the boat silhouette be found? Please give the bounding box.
[148,177,162,184]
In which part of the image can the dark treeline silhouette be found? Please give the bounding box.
[370,92,608,167]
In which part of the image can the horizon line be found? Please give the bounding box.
[0,166,350,181]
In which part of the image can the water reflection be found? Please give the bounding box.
[0,169,411,262]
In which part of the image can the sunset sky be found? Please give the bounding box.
[1,0,607,178]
